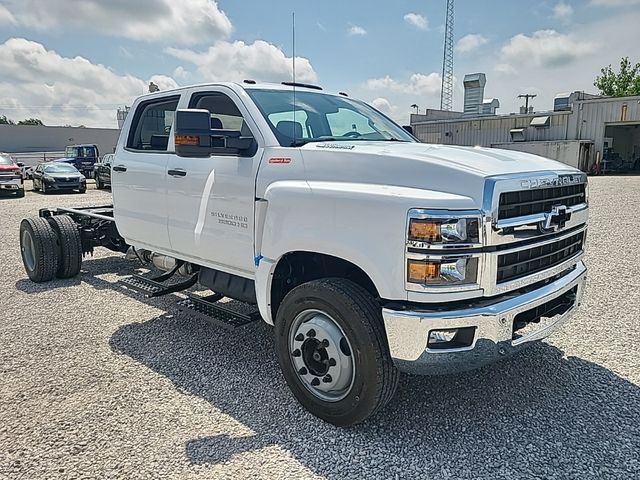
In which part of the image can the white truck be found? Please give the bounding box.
[19,81,588,426]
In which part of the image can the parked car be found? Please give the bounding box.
[32,162,87,194]
[0,153,25,197]
[54,144,100,178]
[94,153,113,189]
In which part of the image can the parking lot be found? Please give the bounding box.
[1,177,639,479]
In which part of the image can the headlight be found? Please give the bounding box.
[408,217,480,245]
[43,175,54,182]
[407,257,478,285]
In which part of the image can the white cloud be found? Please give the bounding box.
[370,97,393,115]
[0,0,232,45]
[499,30,596,70]
[404,13,429,31]
[455,34,488,54]
[553,2,574,20]
[166,40,317,84]
[365,72,442,96]
[0,38,175,127]
[347,25,367,36]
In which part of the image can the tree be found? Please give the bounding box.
[0,115,14,125]
[17,118,44,126]
[594,57,640,97]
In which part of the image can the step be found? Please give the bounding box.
[119,273,198,298]
[177,294,261,329]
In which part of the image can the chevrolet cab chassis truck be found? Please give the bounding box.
[19,82,588,426]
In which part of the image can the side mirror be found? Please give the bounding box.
[175,109,254,157]
[16,162,25,167]
[402,125,414,136]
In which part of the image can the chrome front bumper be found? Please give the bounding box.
[382,261,586,375]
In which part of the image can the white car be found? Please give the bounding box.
[19,81,588,426]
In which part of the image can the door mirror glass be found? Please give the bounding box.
[175,109,255,157]
[17,162,25,167]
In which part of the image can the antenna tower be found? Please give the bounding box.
[440,0,455,111]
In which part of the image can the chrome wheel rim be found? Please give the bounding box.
[289,309,355,402]
[21,229,36,272]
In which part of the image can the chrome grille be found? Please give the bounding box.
[497,231,584,284]
[498,184,586,220]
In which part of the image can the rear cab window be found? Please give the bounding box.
[127,96,180,152]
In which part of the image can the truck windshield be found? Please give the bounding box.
[247,89,416,147]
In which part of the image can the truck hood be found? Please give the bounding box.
[293,141,580,209]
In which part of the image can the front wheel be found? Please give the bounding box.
[275,278,399,426]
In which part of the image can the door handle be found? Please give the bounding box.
[113,165,127,172]
[168,168,187,177]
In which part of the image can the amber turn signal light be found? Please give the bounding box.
[407,260,441,283]
[175,135,200,146]
[409,219,441,242]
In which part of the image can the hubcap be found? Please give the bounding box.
[21,229,36,271]
[289,309,355,402]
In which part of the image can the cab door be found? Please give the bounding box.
[166,88,262,275]
[111,95,180,251]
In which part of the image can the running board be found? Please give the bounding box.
[119,265,198,298]
[177,294,261,329]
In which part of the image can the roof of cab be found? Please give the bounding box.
[134,81,341,100]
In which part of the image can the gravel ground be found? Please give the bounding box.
[0,177,639,480]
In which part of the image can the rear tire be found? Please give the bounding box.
[48,215,83,279]
[275,278,399,427]
[19,218,59,283]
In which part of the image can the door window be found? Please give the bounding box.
[127,96,180,151]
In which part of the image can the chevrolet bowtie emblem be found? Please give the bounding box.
[543,205,570,231]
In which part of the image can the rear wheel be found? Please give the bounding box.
[275,278,399,426]
[48,215,83,279]
[19,218,59,283]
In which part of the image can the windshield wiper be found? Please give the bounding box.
[290,137,337,147]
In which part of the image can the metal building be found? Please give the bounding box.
[410,92,640,173]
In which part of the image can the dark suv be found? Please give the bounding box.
[94,153,113,189]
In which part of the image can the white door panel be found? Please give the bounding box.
[167,88,260,275]
[111,150,171,249]
[167,155,257,274]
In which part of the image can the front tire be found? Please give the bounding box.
[95,176,103,189]
[19,218,59,283]
[275,278,399,426]
[16,188,25,198]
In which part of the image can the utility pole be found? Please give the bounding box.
[440,0,455,111]
[411,104,419,114]
[518,94,537,112]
